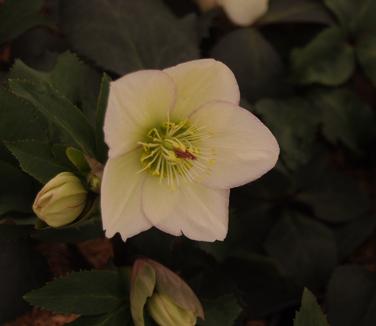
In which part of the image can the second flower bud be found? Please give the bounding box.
[32,172,88,227]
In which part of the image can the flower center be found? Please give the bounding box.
[138,120,207,187]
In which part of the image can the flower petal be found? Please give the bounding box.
[142,178,229,242]
[219,0,268,26]
[164,59,240,119]
[104,70,176,158]
[190,101,279,189]
[101,149,151,241]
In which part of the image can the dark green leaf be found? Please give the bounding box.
[294,288,330,326]
[211,28,285,102]
[295,159,370,223]
[312,89,376,152]
[60,0,199,75]
[95,73,111,163]
[326,265,376,326]
[10,52,100,117]
[0,224,32,241]
[68,306,132,326]
[32,214,103,243]
[24,270,127,315]
[228,256,300,318]
[335,214,376,260]
[0,160,35,215]
[356,34,376,87]
[259,0,333,25]
[323,0,376,34]
[0,0,53,45]
[291,27,355,86]
[0,238,47,323]
[66,147,91,175]
[198,295,242,326]
[9,79,96,155]
[255,97,320,170]
[265,213,337,289]
[0,87,48,142]
[4,140,67,184]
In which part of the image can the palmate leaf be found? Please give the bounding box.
[24,270,128,315]
[323,0,376,34]
[311,89,376,153]
[291,27,355,86]
[294,288,330,326]
[323,0,376,86]
[0,0,53,45]
[60,0,199,75]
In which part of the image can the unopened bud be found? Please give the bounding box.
[32,172,87,227]
[147,293,197,326]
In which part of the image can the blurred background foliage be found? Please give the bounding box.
[0,0,375,325]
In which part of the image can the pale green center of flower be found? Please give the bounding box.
[138,120,208,187]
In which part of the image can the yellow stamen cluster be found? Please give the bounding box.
[139,121,209,187]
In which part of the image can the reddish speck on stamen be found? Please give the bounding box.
[174,149,196,160]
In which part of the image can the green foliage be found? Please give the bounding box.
[294,288,330,326]
[255,97,320,170]
[0,0,53,45]
[9,79,96,156]
[265,213,337,290]
[1,0,375,324]
[24,270,128,315]
[4,140,67,184]
[199,295,242,326]
[291,27,355,86]
[295,159,370,223]
[60,0,199,75]
[260,0,333,25]
[312,89,376,152]
[324,0,376,86]
[68,306,132,326]
[0,160,35,215]
[211,28,285,102]
[356,34,376,87]
[0,87,48,142]
[326,265,376,326]
[0,237,47,323]
[95,73,111,163]
[31,213,103,243]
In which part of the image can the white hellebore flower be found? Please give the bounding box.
[197,0,269,26]
[101,59,279,242]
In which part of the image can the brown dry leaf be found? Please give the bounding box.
[246,321,268,326]
[5,308,77,326]
[77,238,113,269]
[37,243,74,277]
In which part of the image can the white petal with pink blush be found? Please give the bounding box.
[101,59,279,242]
